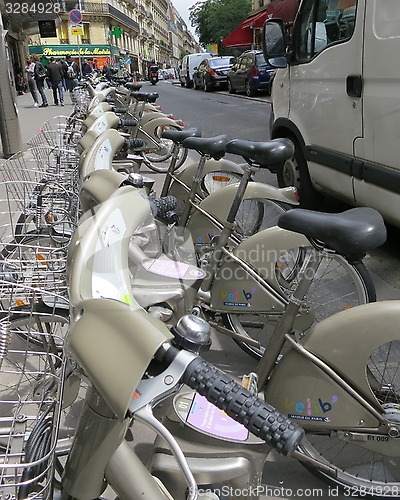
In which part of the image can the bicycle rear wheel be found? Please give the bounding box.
[299,337,400,497]
[223,249,375,360]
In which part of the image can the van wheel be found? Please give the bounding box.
[185,78,193,88]
[277,139,323,209]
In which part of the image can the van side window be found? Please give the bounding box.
[295,0,358,63]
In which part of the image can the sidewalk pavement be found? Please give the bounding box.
[1,88,75,158]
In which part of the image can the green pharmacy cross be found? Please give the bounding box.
[111,26,123,38]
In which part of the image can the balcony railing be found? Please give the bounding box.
[108,5,139,31]
[62,2,140,32]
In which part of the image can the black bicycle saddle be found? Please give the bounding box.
[226,138,295,166]
[182,135,229,160]
[162,128,201,144]
[278,207,387,260]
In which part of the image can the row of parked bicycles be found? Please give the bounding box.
[0,73,399,499]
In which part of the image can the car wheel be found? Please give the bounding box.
[227,79,236,94]
[277,137,323,209]
[245,80,256,97]
[203,78,212,92]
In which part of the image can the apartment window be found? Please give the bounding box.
[58,21,69,43]
[259,0,264,7]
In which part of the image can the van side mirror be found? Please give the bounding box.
[262,19,288,68]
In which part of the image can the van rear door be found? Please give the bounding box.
[353,0,400,226]
[288,0,363,204]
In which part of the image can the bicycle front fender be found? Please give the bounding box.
[140,110,164,126]
[141,116,182,136]
[242,183,299,206]
[80,111,120,152]
[138,117,182,154]
[80,129,125,179]
[80,169,127,211]
[68,298,172,421]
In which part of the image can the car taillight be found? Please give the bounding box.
[250,66,258,77]
[209,69,217,76]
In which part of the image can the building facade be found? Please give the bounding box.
[26,0,198,77]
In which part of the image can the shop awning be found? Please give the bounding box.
[222,0,299,47]
[221,23,254,49]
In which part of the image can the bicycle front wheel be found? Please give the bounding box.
[143,125,188,173]
[0,311,86,456]
[299,336,400,497]
[223,250,375,360]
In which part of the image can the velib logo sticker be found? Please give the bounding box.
[285,395,338,422]
[195,231,218,246]
[221,288,256,307]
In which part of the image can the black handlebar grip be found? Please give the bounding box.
[152,196,179,215]
[123,138,144,150]
[120,119,138,128]
[112,107,128,114]
[182,358,304,456]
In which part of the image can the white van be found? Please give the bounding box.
[179,53,212,88]
[264,0,400,227]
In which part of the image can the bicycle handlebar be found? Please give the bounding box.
[123,138,144,150]
[112,107,128,114]
[182,356,304,456]
[120,119,138,128]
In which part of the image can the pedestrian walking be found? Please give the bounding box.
[46,57,64,106]
[24,56,39,107]
[60,58,68,90]
[92,59,98,72]
[102,62,113,80]
[62,54,80,94]
[31,54,48,107]
[81,58,92,77]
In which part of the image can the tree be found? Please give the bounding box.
[189,0,251,53]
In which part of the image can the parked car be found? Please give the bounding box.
[227,50,274,97]
[178,53,212,88]
[193,56,234,92]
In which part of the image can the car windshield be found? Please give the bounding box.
[209,58,232,67]
[255,53,267,66]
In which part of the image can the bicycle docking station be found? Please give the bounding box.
[149,389,271,500]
